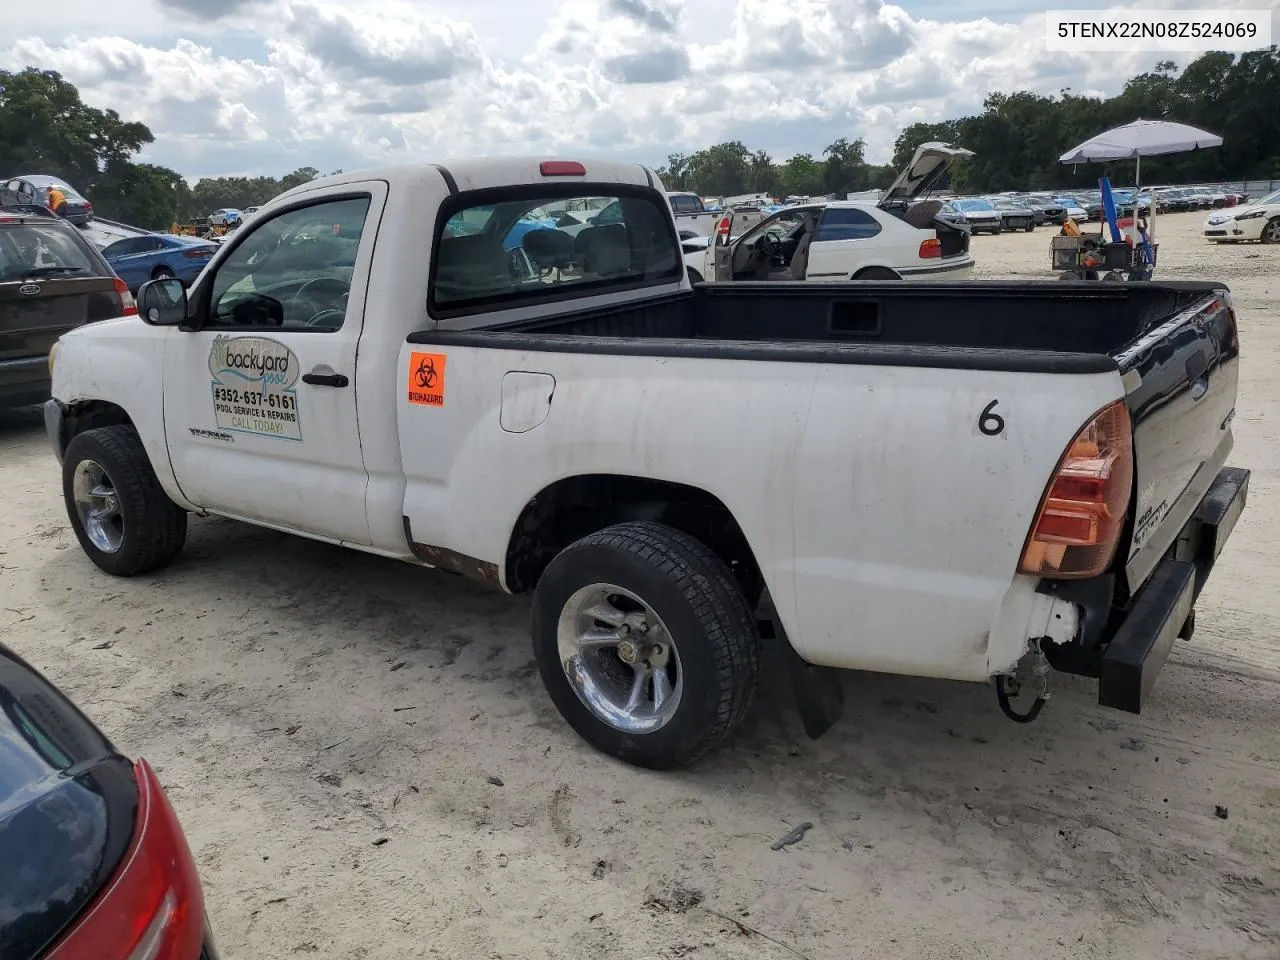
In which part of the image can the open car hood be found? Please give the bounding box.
[879,142,975,206]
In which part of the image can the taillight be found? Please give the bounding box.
[716,216,731,243]
[919,237,942,258]
[182,248,211,259]
[114,277,138,316]
[1019,400,1133,579]
[45,759,207,960]
[539,160,586,177]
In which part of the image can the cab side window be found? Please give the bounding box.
[815,208,882,242]
[205,196,371,332]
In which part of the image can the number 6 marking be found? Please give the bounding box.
[979,399,1005,436]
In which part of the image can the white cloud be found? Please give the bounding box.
[4,0,1276,179]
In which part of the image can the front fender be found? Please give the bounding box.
[51,319,195,511]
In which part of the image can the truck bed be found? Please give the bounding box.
[410,278,1239,605]
[420,280,1226,372]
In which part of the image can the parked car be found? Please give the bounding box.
[700,142,975,282]
[208,209,242,227]
[1052,197,1089,222]
[1204,189,1280,243]
[0,204,136,410]
[0,642,219,958]
[987,197,1036,232]
[1018,195,1068,225]
[950,198,1003,234]
[3,175,94,225]
[102,234,219,293]
[43,155,1247,771]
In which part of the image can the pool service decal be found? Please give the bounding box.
[209,335,303,440]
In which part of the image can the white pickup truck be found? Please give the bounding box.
[44,157,1249,769]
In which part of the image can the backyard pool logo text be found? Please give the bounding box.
[208,335,304,440]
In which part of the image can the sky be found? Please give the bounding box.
[2,0,1276,180]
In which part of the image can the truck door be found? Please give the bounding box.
[161,181,388,544]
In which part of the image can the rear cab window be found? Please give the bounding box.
[429,185,681,317]
[0,221,100,281]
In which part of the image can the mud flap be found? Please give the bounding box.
[757,589,845,739]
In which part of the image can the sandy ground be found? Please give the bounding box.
[3,210,1279,960]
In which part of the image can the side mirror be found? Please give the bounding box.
[138,278,188,326]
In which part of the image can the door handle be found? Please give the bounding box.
[302,369,349,388]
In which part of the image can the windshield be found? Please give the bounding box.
[17,175,86,200]
[1254,190,1280,206]
[955,199,993,212]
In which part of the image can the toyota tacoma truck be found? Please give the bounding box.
[43,157,1248,769]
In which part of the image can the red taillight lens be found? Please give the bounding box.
[182,248,211,259]
[539,160,586,177]
[113,277,138,316]
[1019,400,1133,579]
[919,237,942,258]
[45,760,207,960]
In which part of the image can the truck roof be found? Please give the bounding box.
[273,157,660,207]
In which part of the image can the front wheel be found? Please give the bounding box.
[1023,223,1035,233]
[62,426,187,576]
[531,521,760,769]
[1262,217,1280,244]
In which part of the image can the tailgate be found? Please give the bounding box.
[0,277,119,361]
[1114,290,1239,591]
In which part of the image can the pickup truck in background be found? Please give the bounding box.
[44,157,1248,769]
[666,191,720,238]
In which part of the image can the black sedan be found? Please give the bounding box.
[988,198,1036,231]
[0,643,219,960]
[1018,195,1068,225]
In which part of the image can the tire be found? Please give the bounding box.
[1023,223,1035,233]
[1262,217,1280,244]
[62,426,187,577]
[531,521,760,769]
[991,225,1002,235]
[853,266,901,280]
[152,265,175,280]
[686,266,704,285]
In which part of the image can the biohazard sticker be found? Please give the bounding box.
[209,335,303,440]
[408,351,446,406]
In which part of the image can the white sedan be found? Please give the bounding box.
[1203,190,1280,243]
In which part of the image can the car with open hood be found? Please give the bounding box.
[696,142,975,282]
[1204,189,1280,243]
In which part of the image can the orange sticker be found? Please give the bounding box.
[407,351,446,406]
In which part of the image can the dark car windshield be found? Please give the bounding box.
[0,222,98,281]
[955,199,994,212]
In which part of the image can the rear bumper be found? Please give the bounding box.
[1096,466,1249,712]
[900,257,974,281]
[0,356,52,409]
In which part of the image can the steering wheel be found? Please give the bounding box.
[760,234,782,261]
[288,276,351,326]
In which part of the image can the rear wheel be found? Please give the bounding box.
[152,265,175,281]
[1023,222,1035,233]
[853,266,901,280]
[686,266,704,284]
[991,225,1002,235]
[1262,217,1280,244]
[531,521,760,769]
[62,426,187,576]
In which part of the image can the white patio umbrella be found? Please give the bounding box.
[1059,119,1223,245]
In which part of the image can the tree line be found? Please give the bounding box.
[0,69,332,229]
[662,48,1280,198]
[3,49,1278,230]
